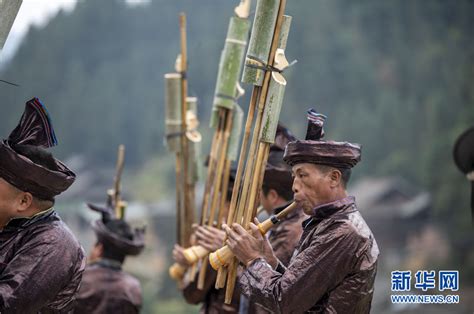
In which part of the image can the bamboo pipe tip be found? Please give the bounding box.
[169,263,186,280]
[209,246,233,270]
[183,245,209,264]
[234,0,251,18]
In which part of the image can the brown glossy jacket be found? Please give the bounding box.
[239,196,379,313]
[0,210,85,313]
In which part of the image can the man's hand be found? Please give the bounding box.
[223,218,278,268]
[194,225,226,252]
[172,244,190,267]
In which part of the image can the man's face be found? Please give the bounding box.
[259,190,273,214]
[0,177,21,227]
[291,163,333,215]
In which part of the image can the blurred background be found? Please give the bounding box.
[0,0,473,313]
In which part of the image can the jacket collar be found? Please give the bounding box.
[2,207,55,231]
[302,196,357,229]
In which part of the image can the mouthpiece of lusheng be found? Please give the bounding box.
[209,202,296,270]
[183,245,209,264]
[169,263,187,280]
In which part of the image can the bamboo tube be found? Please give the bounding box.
[164,73,182,152]
[241,2,289,226]
[241,0,281,85]
[209,107,220,128]
[175,155,184,246]
[215,264,228,289]
[169,263,187,280]
[183,245,210,264]
[113,145,125,219]
[225,0,288,303]
[215,87,261,286]
[200,117,222,225]
[217,159,232,226]
[209,202,297,270]
[189,263,198,283]
[227,104,244,162]
[197,110,234,290]
[213,17,251,110]
[179,13,195,247]
[208,111,234,227]
[252,151,270,218]
[186,97,202,185]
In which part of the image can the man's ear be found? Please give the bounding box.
[17,192,33,213]
[96,243,104,256]
[329,169,342,188]
[268,189,279,203]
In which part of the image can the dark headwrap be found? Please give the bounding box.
[284,109,361,168]
[264,124,294,192]
[271,122,297,152]
[87,203,145,256]
[0,98,75,200]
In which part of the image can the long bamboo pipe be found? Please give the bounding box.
[209,201,297,270]
[225,0,288,303]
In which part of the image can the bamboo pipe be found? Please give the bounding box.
[215,87,260,286]
[209,202,297,270]
[207,111,234,228]
[169,263,186,280]
[197,110,234,289]
[113,145,125,219]
[168,244,207,280]
[217,159,232,225]
[200,110,225,225]
[179,13,194,246]
[175,155,184,245]
[225,0,288,303]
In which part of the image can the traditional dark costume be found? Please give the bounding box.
[74,201,145,314]
[0,98,85,313]
[239,109,379,313]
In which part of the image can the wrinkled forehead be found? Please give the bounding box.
[291,162,321,175]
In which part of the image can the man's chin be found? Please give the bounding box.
[298,203,313,215]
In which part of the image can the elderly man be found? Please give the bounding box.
[0,98,85,313]
[243,124,307,314]
[74,200,145,313]
[224,109,379,313]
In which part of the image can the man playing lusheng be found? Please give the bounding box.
[0,98,85,313]
[243,124,308,314]
[74,201,145,313]
[174,167,241,313]
[224,109,379,313]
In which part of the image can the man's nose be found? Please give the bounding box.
[292,179,299,194]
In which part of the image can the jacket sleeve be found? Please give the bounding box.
[269,218,303,266]
[239,222,363,313]
[182,262,217,305]
[0,228,85,313]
